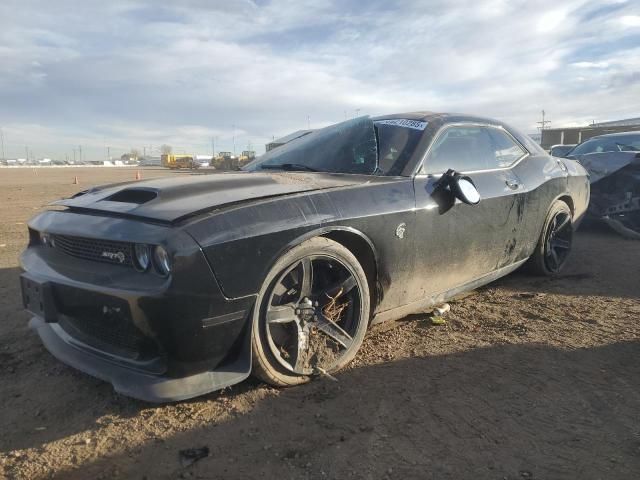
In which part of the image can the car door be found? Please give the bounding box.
[409,124,530,300]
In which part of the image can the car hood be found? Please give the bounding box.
[52,171,368,223]
[568,151,639,184]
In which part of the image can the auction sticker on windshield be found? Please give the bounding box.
[375,119,428,131]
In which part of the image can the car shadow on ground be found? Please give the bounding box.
[51,340,640,480]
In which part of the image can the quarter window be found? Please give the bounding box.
[424,126,527,174]
[487,128,527,167]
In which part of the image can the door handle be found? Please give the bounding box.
[505,180,521,190]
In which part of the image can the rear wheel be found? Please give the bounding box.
[528,200,573,275]
[251,237,370,386]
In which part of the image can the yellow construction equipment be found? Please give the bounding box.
[161,154,198,169]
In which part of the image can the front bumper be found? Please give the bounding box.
[29,316,251,402]
[21,210,257,402]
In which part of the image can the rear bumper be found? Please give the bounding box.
[29,316,250,402]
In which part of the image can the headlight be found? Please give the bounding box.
[39,232,54,247]
[153,245,171,276]
[133,244,151,271]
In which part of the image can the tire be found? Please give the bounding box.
[251,237,370,387]
[527,200,574,275]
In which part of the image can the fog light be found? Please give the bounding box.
[134,244,151,271]
[153,245,171,275]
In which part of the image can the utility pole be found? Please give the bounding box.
[73,148,76,163]
[232,125,236,155]
[25,145,29,161]
[307,115,311,130]
[536,109,551,132]
[211,136,217,156]
[78,145,82,163]
[107,146,110,161]
[0,127,5,160]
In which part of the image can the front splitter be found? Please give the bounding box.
[29,316,252,403]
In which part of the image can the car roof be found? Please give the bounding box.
[371,111,501,124]
[588,131,640,139]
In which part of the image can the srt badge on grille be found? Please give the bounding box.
[101,251,126,263]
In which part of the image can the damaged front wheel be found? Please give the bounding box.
[251,237,370,386]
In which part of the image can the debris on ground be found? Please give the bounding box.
[179,446,210,467]
[430,303,450,325]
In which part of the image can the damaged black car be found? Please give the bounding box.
[566,131,640,239]
[20,112,590,402]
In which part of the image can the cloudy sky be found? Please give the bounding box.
[1,0,639,160]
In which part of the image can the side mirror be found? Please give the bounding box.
[451,175,481,205]
[434,169,481,205]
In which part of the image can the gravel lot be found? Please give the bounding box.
[0,167,638,479]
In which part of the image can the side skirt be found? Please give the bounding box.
[371,258,528,325]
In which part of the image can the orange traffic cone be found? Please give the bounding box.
[73,176,79,185]
[135,170,141,180]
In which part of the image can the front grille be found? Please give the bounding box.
[54,285,159,361]
[52,234,134,267]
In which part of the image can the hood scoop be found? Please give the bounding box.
[104,188,158,204]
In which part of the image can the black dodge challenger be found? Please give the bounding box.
[20,113,590,401]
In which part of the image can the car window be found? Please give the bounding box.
[424,126,526,174]
[374,121,425,175]
[487,128,527,167]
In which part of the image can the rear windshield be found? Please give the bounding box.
[569,134,640,156]
[244,116,424,176]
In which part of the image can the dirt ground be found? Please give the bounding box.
[0,167,638,480]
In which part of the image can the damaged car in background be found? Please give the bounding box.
[567,131,640,239]
[20,112,589,402]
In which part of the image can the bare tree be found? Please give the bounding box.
[130,148,140,158]
[160,144,172,155]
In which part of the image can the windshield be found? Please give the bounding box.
[244,116,424,176]
[550,145,574,157]
[569,134,640,156]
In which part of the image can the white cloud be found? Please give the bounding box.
[0,0,639,159]
[619,15,640,27]
[571,61,611,68]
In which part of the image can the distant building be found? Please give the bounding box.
[592,117,640,128]
[541,117,640,150]
[265,130,313,152]
[139,156,162,166]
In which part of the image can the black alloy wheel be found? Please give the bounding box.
[543,209,573,273]
[527,200,574,276]
[252,237,370,386]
